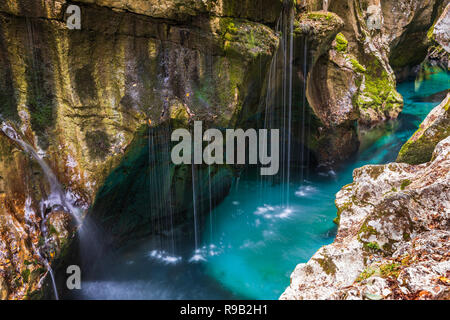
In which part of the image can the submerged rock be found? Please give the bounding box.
[281,135,450,300]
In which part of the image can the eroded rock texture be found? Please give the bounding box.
[282,136,450,300]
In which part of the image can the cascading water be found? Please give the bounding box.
[259,0,307,207]
[147,124,180,263]
[0,122,84,299]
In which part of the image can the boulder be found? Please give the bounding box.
[397,93,450,165]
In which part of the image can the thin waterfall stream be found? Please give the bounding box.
[0,122,85,299]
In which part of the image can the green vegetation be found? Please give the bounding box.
[400,179,411,190]
[335,33,348,53]
[365,241,380,251]
[308,12,335,21]
[21,269,30,283]
[379,263,401,278]
[356,267,376,282]
[314,255,337,276]
[350,58,366,73]
[356,262,401,282]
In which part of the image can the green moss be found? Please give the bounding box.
[397,102,450,164]
[226,22,238,35]
[379,262,401,278]
[308,12,335,21]
[360,223,378,237]
[334,201,353,225]
[21,269,30,283]
[335,33,348,53]
[314,255,337,276]
[356,262,401,282]
[400,179,411,190]
[28,98,54,148]
[350,58,366,73]
[365,241,380,251]
[356,56,403,119]
[368,166,384,180]
[356,267,376,282]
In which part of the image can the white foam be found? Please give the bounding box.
[147,250,182,265]
[295,185,317,197]
[254,204,294,220]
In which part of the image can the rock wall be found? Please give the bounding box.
[0,129,74,299]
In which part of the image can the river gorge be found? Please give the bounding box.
[0,0,449,301]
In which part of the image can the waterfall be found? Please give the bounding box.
[1,123,82,225]
[147,124,179,262]
[261,1,296,208]
[207,165,213,244]
[0,122,86,299]
[259,0,312,204]
[300,38,308,183]
[323,0,329,12]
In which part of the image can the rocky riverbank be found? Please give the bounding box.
[281,132,450,300]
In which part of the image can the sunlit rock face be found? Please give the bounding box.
[281,135,450,300]
[74,0,283,24]
[0,0,279,203]
[0,0,447,300]
[433,3,450,54]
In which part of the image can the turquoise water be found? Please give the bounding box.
[203,70,449,299]
[70,70,448,300]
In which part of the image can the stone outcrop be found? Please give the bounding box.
[385,0,446,72]
[323,0,404,126]
[433,3,450,54]
[281,135,450,300]
[397,93,450,165]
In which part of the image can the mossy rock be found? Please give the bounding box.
[397,94,450,164]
